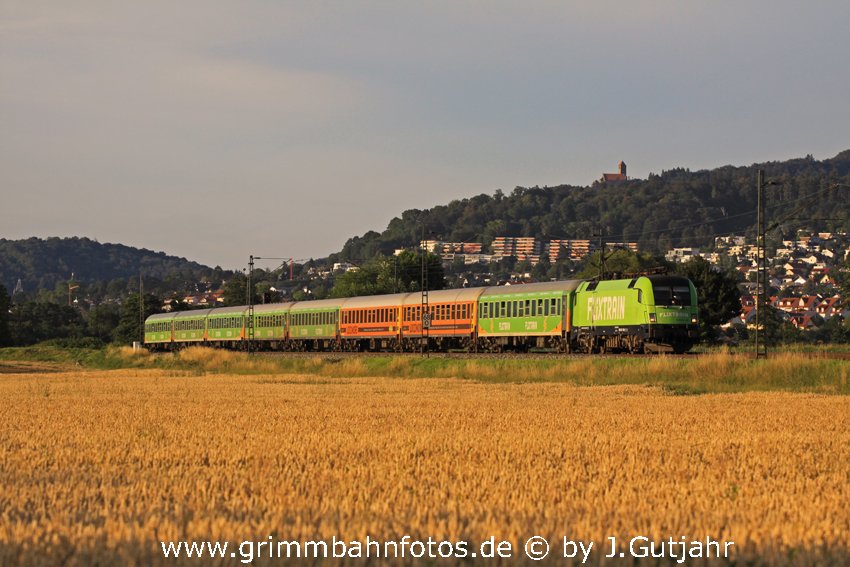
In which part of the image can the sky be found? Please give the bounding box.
[2,2,849,271]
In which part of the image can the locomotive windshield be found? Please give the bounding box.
[653,285,692,306]
[648,276,693,306]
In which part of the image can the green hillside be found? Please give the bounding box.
[336,151,850,262]
[0,237,228,294]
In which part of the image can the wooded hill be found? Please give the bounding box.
[0,237,229,295]
[336,151,850,262]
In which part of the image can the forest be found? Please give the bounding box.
[334,151,850,263]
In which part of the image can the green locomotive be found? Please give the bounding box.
[570,276,698,354]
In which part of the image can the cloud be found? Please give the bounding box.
[1,2,848,268]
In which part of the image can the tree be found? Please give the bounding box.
[86,303,122,343]
[222,273,248,306]
[113,293,161,345]
[331,252,444,298]
[0,284,11,346]
[8,301,87,346]
[675,257,742,341]
[575,250,666,280]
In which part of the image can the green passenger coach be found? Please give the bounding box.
[477,280,582,352]
[206,306,247,346]
[287,298,344,351]
[144,312,176,345]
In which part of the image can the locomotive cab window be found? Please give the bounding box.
[654,286,691,306]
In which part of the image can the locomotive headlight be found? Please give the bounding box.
[691,315,698,324]
[649,313,656,323]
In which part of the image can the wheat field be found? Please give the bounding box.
[1,360,849,565]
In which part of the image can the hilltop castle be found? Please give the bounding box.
[600,161,628,183]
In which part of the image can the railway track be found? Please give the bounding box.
[146,344,850,361]
[202,350,850,360]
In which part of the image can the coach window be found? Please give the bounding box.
[518,301,525,317]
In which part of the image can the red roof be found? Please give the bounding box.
[602,173,627,181]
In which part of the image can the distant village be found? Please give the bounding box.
[168,227,849,335]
